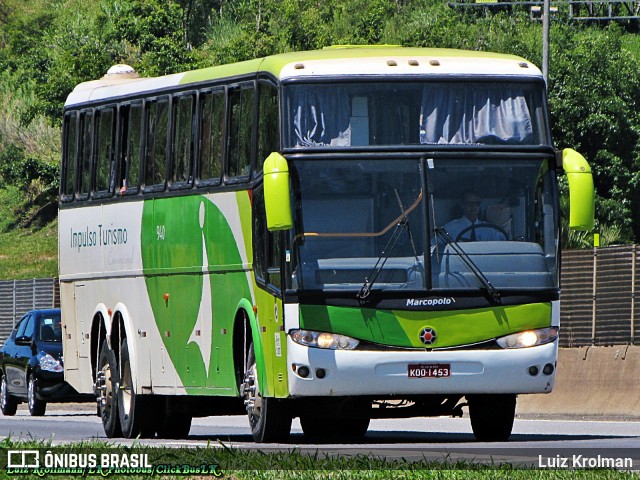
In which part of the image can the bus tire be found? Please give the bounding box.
[242,342,291,443]
[117,339,154,438]
[468,394,516,442]
[154,397,192,439]
[96,342,121,438]
[156,413,192,439]
[300,415,370,439]
[300,399,370,439]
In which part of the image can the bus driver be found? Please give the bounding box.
[443,191,507,242]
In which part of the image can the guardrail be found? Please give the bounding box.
[0,278,59,344]
[561,245,640,347]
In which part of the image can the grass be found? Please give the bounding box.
[622,33,640,61]
[0,438,636,480]
[0,218,57,280]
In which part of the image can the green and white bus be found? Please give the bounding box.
[59,46,594,442]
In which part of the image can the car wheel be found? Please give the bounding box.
[27,374,46,416]
[1,374,18,416]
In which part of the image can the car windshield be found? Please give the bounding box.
[38,314,62,342]
[287,157,558,294]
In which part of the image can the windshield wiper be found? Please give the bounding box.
[357,189,420,301]
[434,227,501,304]
[356,220,406,301]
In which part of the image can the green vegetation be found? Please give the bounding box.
[1,0,640,278]
[0,438,635,479]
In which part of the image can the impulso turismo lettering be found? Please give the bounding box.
[70,225,128,252]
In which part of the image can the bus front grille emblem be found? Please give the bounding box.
[419,327,437,345]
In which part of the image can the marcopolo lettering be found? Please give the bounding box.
[406,297,455,307]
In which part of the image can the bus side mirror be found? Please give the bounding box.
[562,148,595,231]
[264,152,293,231]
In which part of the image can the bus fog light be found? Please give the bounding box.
[297,366,310,378]
[290,329,359,350]
[543,363,554,375]
[497,327,559,349]
[528,366,539,376]
[316,368,326,379]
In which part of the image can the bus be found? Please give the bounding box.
[59,46,594,442]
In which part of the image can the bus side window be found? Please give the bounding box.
[253,186,267,283]
[256,82,279,174]
[228,84,255,181]
[253,185,282,291]
[198,90,224,186]
[95,106,115,197]
[61,112,78,201]
[78,109,94,200]
[171,93,195,188]
[144,97,169,192]
[118,103,142,195]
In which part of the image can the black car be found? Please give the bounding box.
[0,309,90,416]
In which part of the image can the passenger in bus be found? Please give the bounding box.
[443,191,507,242]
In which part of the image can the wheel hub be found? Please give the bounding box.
[241,363,262,416]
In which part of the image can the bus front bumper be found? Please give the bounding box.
[286,337,557,397]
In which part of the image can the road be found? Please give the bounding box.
[1,404,639,468]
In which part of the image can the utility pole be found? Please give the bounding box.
[542,0,550,84]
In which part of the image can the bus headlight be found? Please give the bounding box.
[496,327,559,349]
[290,329,359,350]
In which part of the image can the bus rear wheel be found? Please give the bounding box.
[242,342,291,443]
[468,394,516,442]
[155,397,192,439]
[117,339,155,438]
[96,342,121,438]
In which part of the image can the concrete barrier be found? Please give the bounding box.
[517,346,640,417]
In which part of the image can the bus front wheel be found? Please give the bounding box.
[468,394,516,442]
[242,342,291,443]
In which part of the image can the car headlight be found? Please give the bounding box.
[496,327,559,349]
[39,353,63,372]
[290,329,359,350]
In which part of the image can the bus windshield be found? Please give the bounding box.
[289,157,558,293]
[284,81,550,147]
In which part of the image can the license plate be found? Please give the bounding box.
[408,363,451,378]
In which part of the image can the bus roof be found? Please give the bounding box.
[64,46,543,107]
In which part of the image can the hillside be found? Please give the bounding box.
[1,0,640,280]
